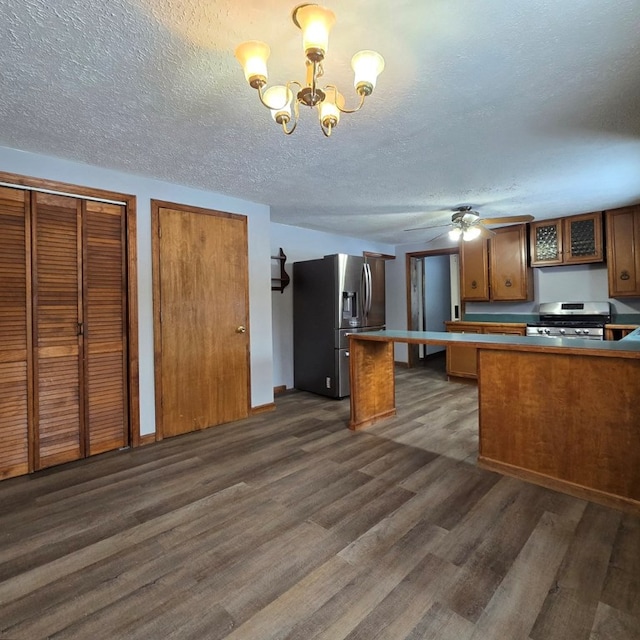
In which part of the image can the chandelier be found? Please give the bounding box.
[234,4,385,137]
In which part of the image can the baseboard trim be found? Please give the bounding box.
[251,403,276,415]
[478,456,640,516]
[138,433,156,446]
[273,385,287,395]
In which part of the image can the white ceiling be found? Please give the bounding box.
[1,0,639,245]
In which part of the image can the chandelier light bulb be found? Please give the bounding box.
[264,85,293,122]
[293,4,336,61]
[235,40,270,88]
[449,227,462,241]
[351,50,385,95]
[319,89,345,130]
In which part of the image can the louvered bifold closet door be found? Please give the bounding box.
[83,201,128,455]
[33,193,83,469]
[0,187,30,479]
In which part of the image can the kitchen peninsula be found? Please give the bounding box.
[348,330,640,514]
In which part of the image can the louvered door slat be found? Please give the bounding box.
[0,186,29,479]
[84,201,128,455]
[33,193,82,469]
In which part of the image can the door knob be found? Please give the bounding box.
[236,325,246,333]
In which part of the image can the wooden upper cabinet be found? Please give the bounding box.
[490,225,532,301]
[530,212,603,267]
[461,225,531,302]
[460,238,489,301]
[529,219,563,266]
[606,206,640,298]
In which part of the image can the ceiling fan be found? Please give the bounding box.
[406,206,534,241]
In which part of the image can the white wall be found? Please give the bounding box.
[465,263,640,316]
[270,222,394,389]
[0,146,273,436]
[424,255,450,355]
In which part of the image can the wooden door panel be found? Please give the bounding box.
[33,193,83,469]
[156,205,249,438]
[84,201,128,455]
[0,186,30,479]
[460,239,489,301]
[606,208,640,297]
[490,225,530,301]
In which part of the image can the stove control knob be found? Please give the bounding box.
[559,328,566,335]
[537,328,544,334]
[583,329,590,335]
[544,328,551,335]
[574,328,581,334]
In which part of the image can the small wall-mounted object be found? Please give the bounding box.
[271,247,290,293]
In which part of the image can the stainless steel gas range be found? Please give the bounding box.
[526,301,611,340]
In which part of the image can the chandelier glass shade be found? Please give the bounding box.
[234,4,385,137]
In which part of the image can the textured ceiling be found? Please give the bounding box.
[1,0,639,245]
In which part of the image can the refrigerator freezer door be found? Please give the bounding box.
[337,348,351,398]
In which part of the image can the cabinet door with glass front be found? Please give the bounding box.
[564,211,603,265]
[530,219,563,266]
[530,212,603,266]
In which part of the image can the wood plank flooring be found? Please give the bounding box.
[0,357,638,639]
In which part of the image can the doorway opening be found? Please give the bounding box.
[406,248,461,370]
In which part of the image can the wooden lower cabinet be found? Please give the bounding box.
[445,321,527,379]
[445,322,482,379]
[604,324,639,341]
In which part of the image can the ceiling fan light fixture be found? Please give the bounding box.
[448,227,462,241]
[462,226,482,241]
[235,4,384,136]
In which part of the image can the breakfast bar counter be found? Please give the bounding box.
[348,330,640,514]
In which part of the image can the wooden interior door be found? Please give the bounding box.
[32,193,84,469]
[154,204,250,438]
[83,201,128,455]
[0,187,30,479]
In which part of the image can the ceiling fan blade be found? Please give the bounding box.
[479,215,534,225]
[403,223,451,232]
[424,229,453,244]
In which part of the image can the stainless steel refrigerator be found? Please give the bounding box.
[293,254,386,398]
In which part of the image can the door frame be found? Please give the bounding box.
[0,170,140,455]
[405,247,459,368]
[150,200,251,440]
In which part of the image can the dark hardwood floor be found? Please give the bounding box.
[0,358,638,639]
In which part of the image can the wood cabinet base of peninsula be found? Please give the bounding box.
[477,349,640,514]
[348,337,395,430]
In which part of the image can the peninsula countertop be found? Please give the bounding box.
[347,329,640,358]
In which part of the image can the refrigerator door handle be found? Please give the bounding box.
[365,263,373,315]
[360,265,368,320]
